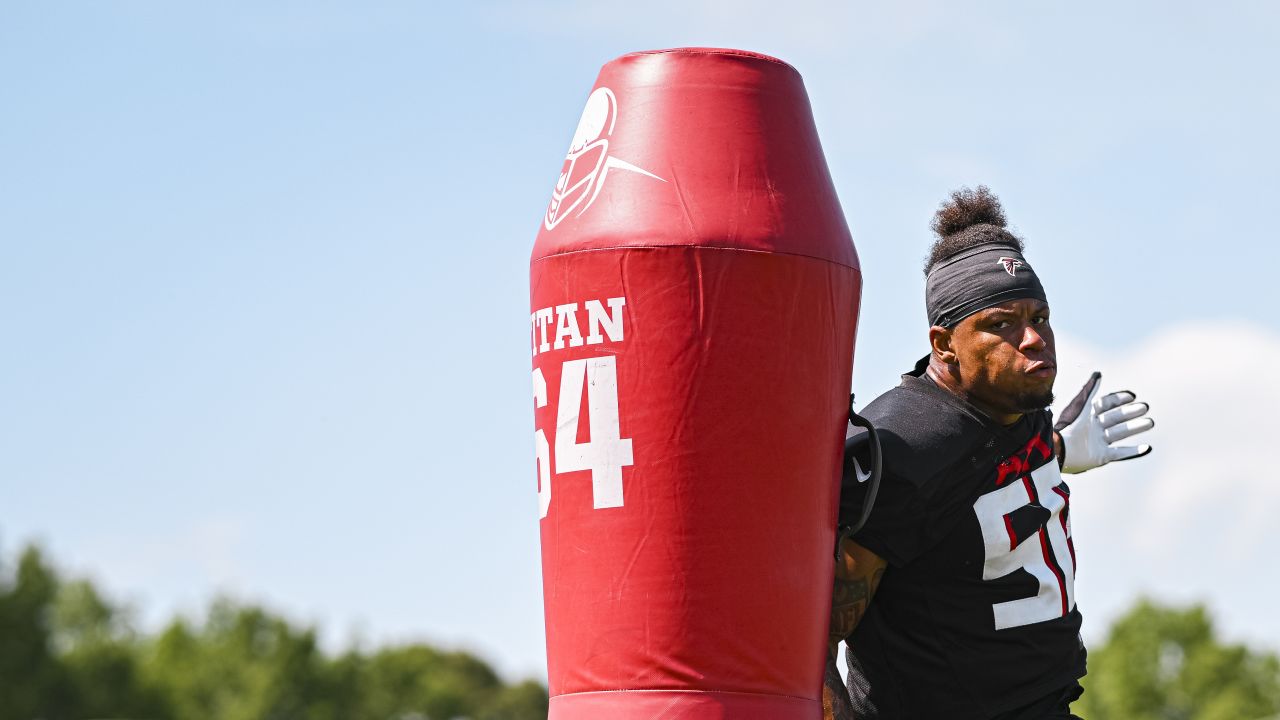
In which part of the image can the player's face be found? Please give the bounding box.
[949,298,1056,416]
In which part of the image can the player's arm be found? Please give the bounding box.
[828,537,888,654]
[823,538,887,720]
[824,412,889,719]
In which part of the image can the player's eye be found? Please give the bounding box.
[991,320,1013,330]
[1031,316,1049,325]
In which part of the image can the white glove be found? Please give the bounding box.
[1054,372,1154,474]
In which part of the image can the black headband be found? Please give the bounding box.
[925,242,1047,328]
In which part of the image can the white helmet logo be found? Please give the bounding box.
[544,87,665,231]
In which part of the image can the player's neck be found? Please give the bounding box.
[925,358,1023,427]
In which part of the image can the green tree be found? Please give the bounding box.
[475,679,550,720]
[0,546,69,720]
[0,543,549,720]
[0,547,164,719]
[361,644,503,720]
[52,579,165,718]
[143,599,334,720]
[1080,599,1280,720]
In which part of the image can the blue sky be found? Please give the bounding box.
[2,1,1278,681]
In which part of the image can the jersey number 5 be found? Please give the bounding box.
[973,461,1076,630]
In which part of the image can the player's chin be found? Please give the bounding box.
[1011,379,1055,412]
[995,372,1055,412]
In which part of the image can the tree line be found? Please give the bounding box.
[3,542,1278,719]
[0,545,546,720]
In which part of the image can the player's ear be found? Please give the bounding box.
[929,325,957,365]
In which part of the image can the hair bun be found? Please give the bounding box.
[931,185,1007,238]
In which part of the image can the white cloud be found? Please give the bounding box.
[1055,320,1280,650]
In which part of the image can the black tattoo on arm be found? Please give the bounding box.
[822,541,888,720]
[828,542,887,653]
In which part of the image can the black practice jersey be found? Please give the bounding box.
[840,357,1085,719]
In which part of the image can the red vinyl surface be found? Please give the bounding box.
[549,689,819,719]
[530,48,861,719]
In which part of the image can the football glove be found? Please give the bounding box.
[1054,371,1154,474]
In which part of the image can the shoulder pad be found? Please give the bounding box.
[860,383,987,484]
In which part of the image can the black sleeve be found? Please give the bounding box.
[837,426,875,531]
[839,426,936,567]
[841,425,988,567]
[846,473,934,567]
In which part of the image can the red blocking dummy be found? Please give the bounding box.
[529,48,861,719]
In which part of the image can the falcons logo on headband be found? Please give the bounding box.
[997,257,1025,276]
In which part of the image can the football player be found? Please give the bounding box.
[823,186,1154,720]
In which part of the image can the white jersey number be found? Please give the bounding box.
[973,461,1076,630]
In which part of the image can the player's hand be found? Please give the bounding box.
[1054,371,1154,474]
